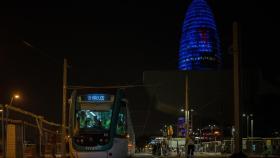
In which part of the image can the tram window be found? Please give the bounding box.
[116,102,127,136]
[76,110,112,130]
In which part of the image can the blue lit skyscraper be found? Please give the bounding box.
[179,0,221,70]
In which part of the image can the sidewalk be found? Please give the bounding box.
[174,151,228,157]
[152,152,229,158]
[152,152,280,158]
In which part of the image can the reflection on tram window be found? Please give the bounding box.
[116,103,127,136]
[116,113,126,136]
[77,110,112,130]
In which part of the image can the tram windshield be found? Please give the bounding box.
[75,93,114,131]
[76,109,112,130]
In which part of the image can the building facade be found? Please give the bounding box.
[179,0,221,70]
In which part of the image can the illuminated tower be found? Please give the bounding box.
[178,0,221,70]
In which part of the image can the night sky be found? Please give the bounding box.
[1,0,280,137]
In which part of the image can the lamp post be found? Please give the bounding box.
[208,124,216,142]
[61,59,67,158]
[242,113,253,138]
[213,131,220,153]
[190,109,194,134]
[180,103,195,158]
[180,108,195,136]
[6,94,20,121]
[233,22,241,154]
[9,95,20,106]
[197,128,202,144]
[250,114,253,138]
[0,107,3,158]
[184,73,190,158]
[208,125,217,152]
[4,94,20,158]
[242,114,249,138]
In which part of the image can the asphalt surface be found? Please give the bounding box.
[133,152,280,158]
[133,152,228,158]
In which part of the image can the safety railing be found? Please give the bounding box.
[197,138,280,156]
[0,104,64,157]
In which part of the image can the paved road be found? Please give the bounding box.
[133,152,280,158]
[133,152,227,158]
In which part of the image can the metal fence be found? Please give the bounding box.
[0,104,63,157]
[197,138,280,156]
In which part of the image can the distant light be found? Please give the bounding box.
[14,94,20,99]
[214,131,220,135]
[0,109,3,112]
[181,108,185,112]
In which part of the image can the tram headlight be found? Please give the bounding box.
[99,138,103,142]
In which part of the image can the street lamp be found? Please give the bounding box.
[9,94,20,105]
[249,114,253,138]
[4,94,20,158]
[180,107,195,134]
[197,128,202,144]
[7,94,21,120]
[180,104,195,158]
[180,108,184,112]
[242,113,253,138]
[207,125,217,152]
[208,124,216,140]
[213,131,220,152]
[189,109,194,134]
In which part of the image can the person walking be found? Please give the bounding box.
[187,137,195,158]
[177,146,182,158]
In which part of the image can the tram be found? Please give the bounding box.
[68,88,135,158]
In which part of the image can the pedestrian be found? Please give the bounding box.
[187,137,195,158]
[177,146,182,158]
